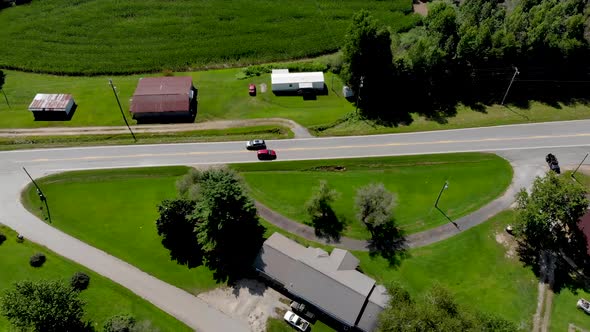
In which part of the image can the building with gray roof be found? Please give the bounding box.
[253,233,389,332]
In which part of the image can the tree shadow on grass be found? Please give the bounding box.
[367,220,408,268]
[312,205,345,243]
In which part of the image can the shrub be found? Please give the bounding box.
[29,253,46,267]
[103,314,136,332]
[70,272,91,291]
[0,232,6,245]
[16,234,24,243]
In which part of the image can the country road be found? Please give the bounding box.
[2,119,590,331]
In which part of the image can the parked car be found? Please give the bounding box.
[577,298,590,314]
[246,139,266,150]
[257,149,277,161]
[545,153,561,174]
[283,311,310,331]
[290,301,316,321]
[249,83,257,96]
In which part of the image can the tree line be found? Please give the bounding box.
[342,0,590,124]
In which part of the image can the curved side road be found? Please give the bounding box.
[0,171,251,332]
[256,162,546,251]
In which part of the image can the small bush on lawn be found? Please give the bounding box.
[29,252,46,267]
[103,314,136,332]
[70,272,91,291]
[0,232,6,245]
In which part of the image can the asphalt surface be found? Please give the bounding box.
[2,119,590,331]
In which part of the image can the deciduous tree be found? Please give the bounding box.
[305,180,343,241]
[355,183,395,233]
[514,171,590,284]
[0,280,88,332]
[192,168,265,281]
[155,199,202,268]
[378,283,515,332]
[341,10,396,121]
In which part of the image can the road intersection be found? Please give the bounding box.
[2,119,590,331]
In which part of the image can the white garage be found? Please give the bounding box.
[271,69,325,94]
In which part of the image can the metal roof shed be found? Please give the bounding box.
[28,94,75,115]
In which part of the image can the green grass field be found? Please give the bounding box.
[0,225,191,331]
[231,153,513,238]
[356,210,537,329]
[0,69,351,129]
[317,102,590,136]
[0,0,418,75]
[21,167,220,295]
[19,165,535,330]
[0,125,292,151]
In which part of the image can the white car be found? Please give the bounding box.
[246,139,266,150]
[577,298,590,314]
[283,310,310,331]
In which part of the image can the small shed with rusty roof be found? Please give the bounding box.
[28,94,76,120]
[129,76,197,121]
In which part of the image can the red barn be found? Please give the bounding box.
[129,76,197,122]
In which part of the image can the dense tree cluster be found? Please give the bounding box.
[156,168,265,282]
[343,0,590,122]
[378,283,516,332]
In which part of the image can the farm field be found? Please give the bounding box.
[0,0,418,75]
[0,224,191,331]
[231,153,513,238]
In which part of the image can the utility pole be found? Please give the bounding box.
[571,153,589,184]
[354,76,364,115]
[501,67,520,105]
[22,167,51,223]
[108,79,136,142]
[1,90,10,109]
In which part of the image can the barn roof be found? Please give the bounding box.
[28,94,73,111]
[130,76,194,114]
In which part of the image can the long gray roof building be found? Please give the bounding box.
[253,233,389,332]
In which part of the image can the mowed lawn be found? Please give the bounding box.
[0,225,191,331]
[0,0,418,75]
[356,210,537,329]
[21,167,220,295]
[232,153,513,238]
[0,69,351,129]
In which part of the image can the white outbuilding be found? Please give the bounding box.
[271,69,325,94]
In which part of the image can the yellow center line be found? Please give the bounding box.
[22,133,590,163]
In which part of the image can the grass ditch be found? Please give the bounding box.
[0,125,293,150]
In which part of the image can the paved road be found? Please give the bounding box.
[2,119,590,331]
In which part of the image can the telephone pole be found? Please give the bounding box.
[501,67,520,105]
[109,79,136,142]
